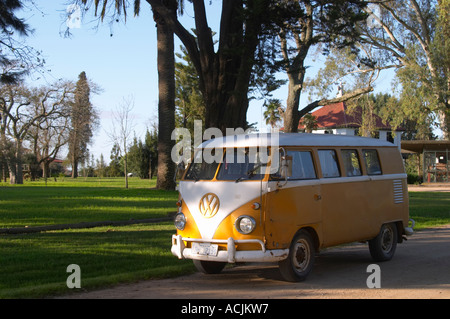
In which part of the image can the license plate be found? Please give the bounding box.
[192,243,218,256]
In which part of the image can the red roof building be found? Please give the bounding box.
[297,102,402,148]
[298,102,393,130]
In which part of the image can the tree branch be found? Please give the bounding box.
[299,85,374,118]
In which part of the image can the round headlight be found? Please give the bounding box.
[174,213,186,230]
[235,216,256,234]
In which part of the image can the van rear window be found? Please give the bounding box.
[318,150,340,178]
[290,151,316,180]
[363,149,382,175]
[341,149,362,177]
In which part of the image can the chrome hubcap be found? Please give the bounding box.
[293,239,310,271]
[381,226,394,252]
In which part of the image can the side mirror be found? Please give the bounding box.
[280,155,293,179]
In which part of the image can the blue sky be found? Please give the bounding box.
[22,2,161,162]
[19,2,397,164]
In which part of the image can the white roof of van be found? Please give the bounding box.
[198,133,395,149]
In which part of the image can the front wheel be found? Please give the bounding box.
[193,260,227,274]
[278,230,315,282]
[369,223,398,261]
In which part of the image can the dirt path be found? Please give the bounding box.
[63,225,450,299]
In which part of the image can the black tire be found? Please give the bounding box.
[369,223,398,261]
[193,260,227,274]
[278,229,315,282]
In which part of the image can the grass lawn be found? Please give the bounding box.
[408,192,450,230]
[0,223,195,298]
[0,177,195,298]
[0,178,448,298]
[0,177,177,228]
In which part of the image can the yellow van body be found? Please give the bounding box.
[171,133,413,281]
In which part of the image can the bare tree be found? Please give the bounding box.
[0,81,73,183]
[27,85,72,179]
[107,95,136,189]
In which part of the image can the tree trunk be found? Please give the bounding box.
[14,139,23,184]
[155,9,176,191]
[42,161,50,180]
[71,153,78,179]
[201,0,261,132]
[147,0,265,133]
[124,152,128,189]
[9,167,16,184]
[283,81,303,133]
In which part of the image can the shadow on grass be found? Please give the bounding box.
[0,187,179,228]
[0,224,195,298]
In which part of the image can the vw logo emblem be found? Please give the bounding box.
[199,193,220,218]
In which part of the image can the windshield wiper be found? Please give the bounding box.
[235,163,264,183]
[189,169,199,182]
[247,163,263,177]
[235,176,245,183]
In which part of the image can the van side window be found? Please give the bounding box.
[318,150,341,178]
[341,149,362,177]
[289,151,316,180]
[363,149,382,175]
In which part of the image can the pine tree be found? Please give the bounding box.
[68,71,97,178]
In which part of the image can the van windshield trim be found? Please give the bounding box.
[183,147,269,182]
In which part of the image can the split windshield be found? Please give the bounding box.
[184,148,268,182]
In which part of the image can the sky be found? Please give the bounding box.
[18,2,397,164]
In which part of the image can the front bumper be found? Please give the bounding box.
[171,235,289,263]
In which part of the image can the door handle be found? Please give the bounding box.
[314,194,322,201]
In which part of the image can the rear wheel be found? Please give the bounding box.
[193,260,227,274]
[369,223,398,261]
[278,230,315,282]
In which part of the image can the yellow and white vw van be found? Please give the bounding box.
[171,133,414,281]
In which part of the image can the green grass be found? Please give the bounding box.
[1,176,155,188]
[408,192,450,230]
[0,177,178,228]
[0,223,195,298]
[0,177,194,298]
[0,178,448,298]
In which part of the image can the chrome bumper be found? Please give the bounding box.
[171,235,288,263]
[404,218,415,236]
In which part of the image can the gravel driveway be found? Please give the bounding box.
[63,224,450,299]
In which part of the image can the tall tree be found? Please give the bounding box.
[263,99,283,130]
[144,127,158,179]
[27,84,72,179]
[108,142,123,177]
[175,46,206,136]
[148,0,275,132]
[153,0,178,190]
[83,0,284,130]
[76,0,179,190]
[358,0,449,138]
[95,153,107,177]
[107,96,135,188]
[271,0,370,133]
[0,82,73,184]
[67,71,98,178]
